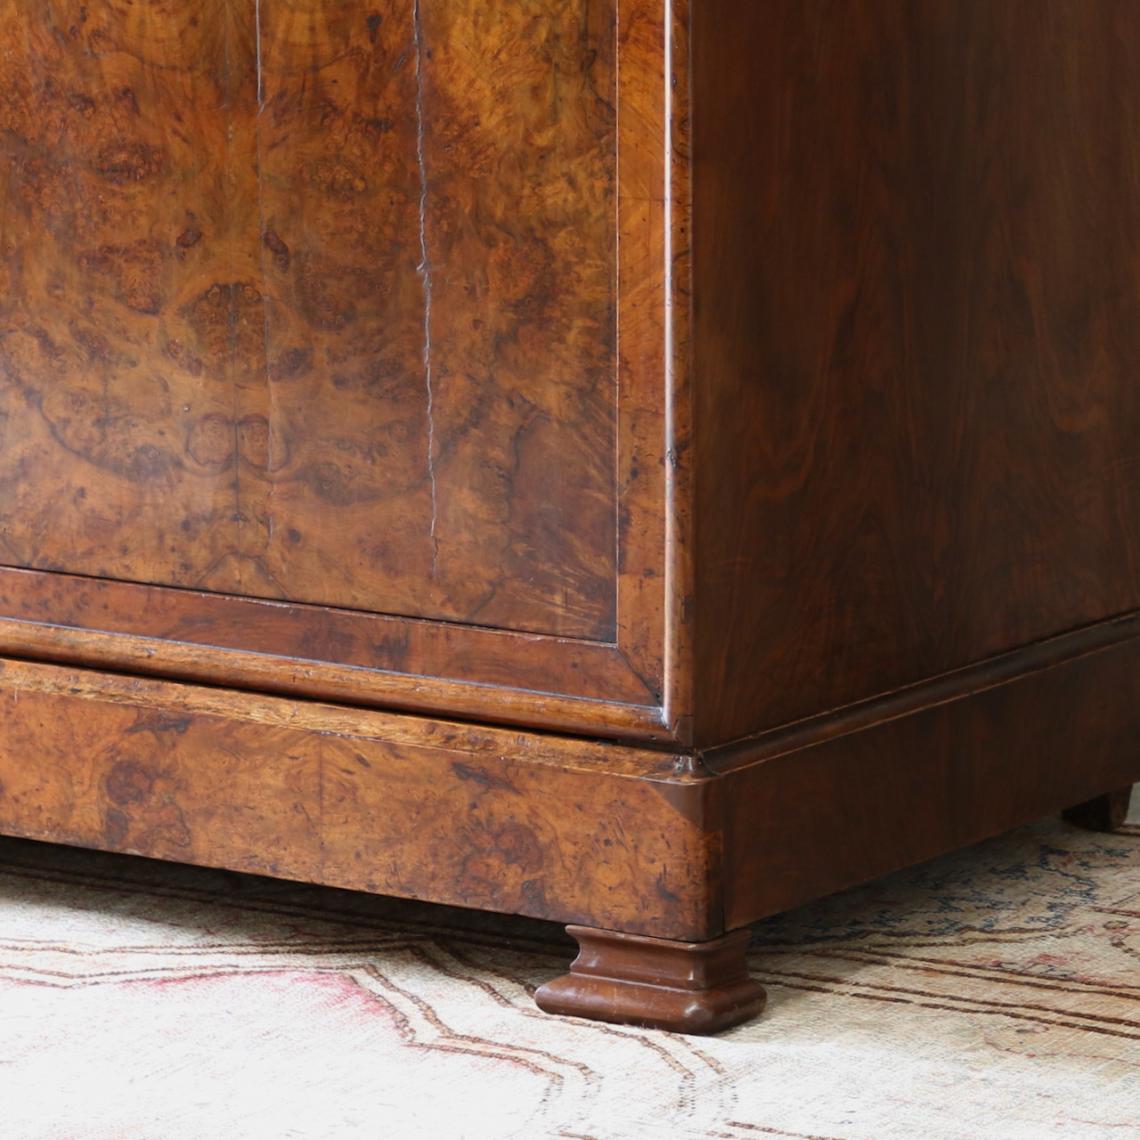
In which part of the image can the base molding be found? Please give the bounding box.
[1,629,1138,1034]
[535,926,766,1035]
[0,656,713,941]
[717,629,1140,929]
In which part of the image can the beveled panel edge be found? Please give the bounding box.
[612,0,695,739]
[0,611,673,743]
[661,0,696,742]
[0,1,623,643]
[0,655,683,777]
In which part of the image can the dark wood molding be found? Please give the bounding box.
[535,926,765,1035]
[0,593,671,743]
[718,632,1140,929]
[2,621,1137,1029]
[703,610,1140,773]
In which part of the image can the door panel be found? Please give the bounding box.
[0,0,617,639]
[0,0,682,738]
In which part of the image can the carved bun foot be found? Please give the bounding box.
[535,925,766,1035]
[1063,786,1134,833]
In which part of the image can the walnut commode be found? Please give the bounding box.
[1,2,1137,1033]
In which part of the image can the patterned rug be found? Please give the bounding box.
[0,791,1136,1140]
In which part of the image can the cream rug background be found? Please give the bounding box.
[0,790,1136,1140]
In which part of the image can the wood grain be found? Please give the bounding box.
[4,1,1140,1038]
[0,0,619,639]
[0,655,716,940]
[0,0,685,737]
[0,1,247,587]
[0,565,668,740]
[691,0,1140,745]
[250,0,619,635]
[717,629,1140,929]
[3,617,1135,1019]
[536,926,765,1035]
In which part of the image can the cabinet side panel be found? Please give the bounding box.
[692,1,1140,744]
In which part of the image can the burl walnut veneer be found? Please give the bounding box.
[1,2,1138,1034]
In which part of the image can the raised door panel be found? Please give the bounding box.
[0,1,685,738]
[0,0,615,638]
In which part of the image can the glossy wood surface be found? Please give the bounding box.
[536,926,765,1035]
[5,3,1139,749]
[0,566,668,741]
[4,626,1135,1031]
[3,3,1140,1036]
[0,0,617,637]
[692,0,1140,744]
[0,655,716,940]
[0,0,685,736]
[717,631,1140,929]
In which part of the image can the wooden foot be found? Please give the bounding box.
[1063,786,1134,833]
[535,925,766,1035]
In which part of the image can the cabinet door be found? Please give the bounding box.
[0,1,687,740]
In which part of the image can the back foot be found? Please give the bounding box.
[1063,786,1133,833]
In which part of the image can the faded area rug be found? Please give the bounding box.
[0,793,1136,1140]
